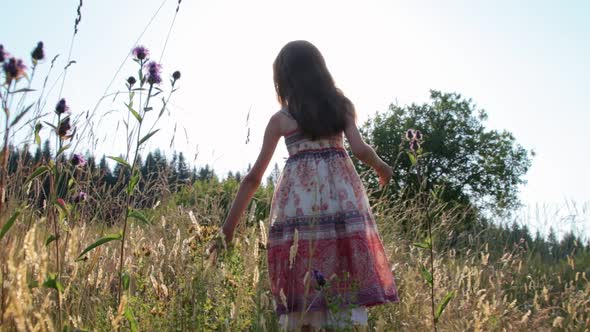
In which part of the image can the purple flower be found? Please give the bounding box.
[31,41,45,61]
[405,129,414,141]
[172,70,181,81]
[73,191,88,203]
[3,57,26,83]
[55,98,69,115]
[0,45,7,63]
[132,46,149,61]
[414,130,422,140]
[127,76,137,86]
[71,153,86,167]
[145,61,162,85]
[312,269,326,287]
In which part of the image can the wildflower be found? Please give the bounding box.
[414,130,422,140]
[0,45,7,63]
[58,116,72,138]
[55,98,69,115]
[405,129,414,140]
[31,41,45,61]
[3,57,26,83]
[312,269,326,288]
[409,139,420,152]
[73,191,88,203]
[172,70,181,81]
[132,46,149,61]
[71,153,86,167]
[127,76,136,86]
[145,61,162,85]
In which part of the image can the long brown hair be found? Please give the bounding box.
[273,40,355,140]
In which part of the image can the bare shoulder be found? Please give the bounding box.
[272,109,298,136]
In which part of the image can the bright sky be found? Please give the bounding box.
[2,0,589,231]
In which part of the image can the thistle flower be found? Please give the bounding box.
[312,269,326,287]
[127,76,136,86]
[0,45,6,63]
[73,191,88,203]
[414,130,422,140]
[406,129,414,141]
[145,61,162,85]
[132,46,149,61]
[3,57,26,83]
[31,41,45,62]
[55,98,69,115]
[58,116,72,138]
[71,153,86,167]
[172,70,181,81]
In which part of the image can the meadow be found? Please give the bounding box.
[1,3,590,331]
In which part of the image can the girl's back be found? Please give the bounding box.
[222,40,399,330]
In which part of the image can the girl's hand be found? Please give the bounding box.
[377,164,394,187]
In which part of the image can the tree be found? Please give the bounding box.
[358,90,532,214]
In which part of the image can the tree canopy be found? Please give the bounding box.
[357,90,533,214]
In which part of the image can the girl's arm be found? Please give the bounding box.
[344,116,393,186]
[222,114,282,242]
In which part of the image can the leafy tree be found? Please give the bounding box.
[358,90,532,214]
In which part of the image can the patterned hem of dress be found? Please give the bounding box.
[279,307,368,330]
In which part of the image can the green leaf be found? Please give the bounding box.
[43,121,57,130]
[138,129,160,146]
[9,88,35,94]
[420,264,433,286]
[34,122,43,145]
[0,209,21,241]
[126,102,142,123]
[45,234,58,246]
[158,97,167,119]
[77,232,122,261]
[435,291,456,322]
[127,169,140,195]
[42,273,64,292]
[10,103,34,126]
[124,307,138,332]
[122,272,130,291]
[413,240,432,250]
[107,156,130,169]
[128,209,150,225]
[408,151,417,166]
[25,165,50,184]
[56,144,71,157]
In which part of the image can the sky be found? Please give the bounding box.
[2,0,589,233]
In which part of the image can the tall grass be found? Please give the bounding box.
[1,171,589,330]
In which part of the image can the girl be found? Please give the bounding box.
[222,40,399,330]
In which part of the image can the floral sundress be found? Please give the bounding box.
[267,109,399,329]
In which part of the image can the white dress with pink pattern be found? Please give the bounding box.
[268,109,399,329]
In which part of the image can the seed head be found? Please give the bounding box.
[0,44,7,63]
[55,98,69,115]
[3,57,26,83]
[31,41,45,61]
